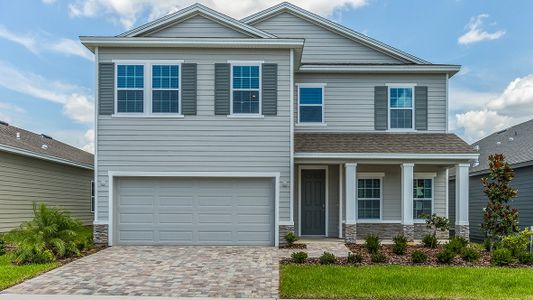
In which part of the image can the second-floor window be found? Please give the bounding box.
[152,65,180,113]
[389,87,414,129]
[298,85,324,123]
[232,64,261,114]
[117,65,144,113]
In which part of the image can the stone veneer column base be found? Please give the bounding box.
[455,225,470,240]
[93,224,109,244]
[414,224,449,240]
[402,225,415,241]
[279,224,295,247]
[344,224,357,243]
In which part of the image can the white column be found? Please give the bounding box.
[345,163,357,224]
[401,163,414,225]
[455,163,470,226]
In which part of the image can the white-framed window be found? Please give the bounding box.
[90,180,95,213]
[357,178,382,219]
[231,63,261,115]
[152,64,180,114]
[116,64,144,113]
[413,178,433,219]
[298,84,325,124]
[388,86,414,130]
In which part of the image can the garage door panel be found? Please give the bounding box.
[119,230,154,241]
[159,231,193,242]
[119,213,154,224]
[158,196,194,207]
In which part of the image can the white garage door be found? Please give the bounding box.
[114,177,275,245]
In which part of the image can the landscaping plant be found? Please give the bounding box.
[347,252,363,264]
[422,213,449,243]
[517,252,533,265]
[392,234,408,255]
[499,228,533,257]
[436,249,455,264]
[461,245,481,262]
[370,252,387,263]
[445,236,469,254]
[491,248,514,266]
[364,234,381,254]
[285,231,298,247]
[411,250,428,263]
[422,233,438,248]
[319,252,336,265]
[0,236,5,256]
[481,154,519,250]
[291,251,308,264]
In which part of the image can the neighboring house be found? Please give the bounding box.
[81,2,477,247]
[0,121,94,232]
[449,119,533,242]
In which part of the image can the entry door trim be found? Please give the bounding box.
[107,171,280,247]
[298,165,328,237]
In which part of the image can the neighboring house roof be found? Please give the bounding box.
[241,2,430,65]
[470,119,533,175]
[295,133,476,156]
[0,122,93,170]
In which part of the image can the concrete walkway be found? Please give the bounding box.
[279,238,349,258]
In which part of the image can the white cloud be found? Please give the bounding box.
[0,102,25,113]
[0,25,93,61]
[49,129,95,153]
[0,102,26,124]
[458,14,505,45]
[67,0,368,29]
[456,110,514,143]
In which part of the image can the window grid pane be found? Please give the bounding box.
[390,87,413,129]
[299,87,323,123]
[413,179,432,219]
[232,65,260,114]
[152,65,180,113]
[117,90,143,113]
[357,179,381,219]
[117,65,144,113]
[233,91,259,114]
[117,65,144,88]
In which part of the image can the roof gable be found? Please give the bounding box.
[118,3,276,38]
[243,2,429,64]
[143,14,251,38]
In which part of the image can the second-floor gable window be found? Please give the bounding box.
[298,84,325,124]
[232,64,261,114]
[152,65,180,114]
[389,86,414,129]
[117,65,144,113]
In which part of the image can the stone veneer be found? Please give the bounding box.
[93,224,109,244]
[356,223,404,240]
[455,225,470,240]
[341,223,451,241]
[344,224,357,243]
[414,223,450,240]
[279,224,295,246]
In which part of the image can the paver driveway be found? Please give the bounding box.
[3,246,279,298]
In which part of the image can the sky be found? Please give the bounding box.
[0,0,532,153]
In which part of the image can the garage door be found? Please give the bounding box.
[114,177,275,245]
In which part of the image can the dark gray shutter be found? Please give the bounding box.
[415,86,428,130]
[374,86,388,130]
[214,63,230,115]
[181,63,197,115]
[261,63,277,116]
[98,63,114,115]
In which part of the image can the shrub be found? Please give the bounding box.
[370,252,387,263]
[445,236,469,254]
[436,249,455,264]
[461,246,481,262]
[500,229,533,257]
[285,231,298,247]
[291,251,308,263]
[491,248,514,266]
[411,250,428,263]
[5,203,91,264]
[517,252,533,265]
[0,237,5,256]
[422,234,438,248]
[347,252,363,264]
[392,234,408,255]
[364,234,381,254]
[319,252,336,265]
[422,213,450,238]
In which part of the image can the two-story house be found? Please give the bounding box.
[81,2,478,247]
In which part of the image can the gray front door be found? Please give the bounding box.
[301,169,326,235]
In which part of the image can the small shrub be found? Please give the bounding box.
[483,238,492,252]
[11,245,55,264]
[411,250,428,263]
[370,252,387,263]
[461,246,481,262]
[436,249,455,264]
[285,231,298,247]
[500,229,533,257]
[347,252,363,264]
[319,252,336,265]
[491,248,514,266]
[445,236,469,254]
[392,234,408,255]
[364,234,381,254]
[0,237,5,256]
[422,234,438,248]
[291,251,308,263]
[517,252,533,265]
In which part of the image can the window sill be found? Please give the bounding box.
[386,129,417,133]
[226,114,265,119]
[111,114,185,118]
[295,123,327,127]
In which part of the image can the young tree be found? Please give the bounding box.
[481,153,519,250]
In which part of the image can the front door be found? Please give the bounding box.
[301,169,326,236]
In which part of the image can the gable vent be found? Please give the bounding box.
[16,132,20,140]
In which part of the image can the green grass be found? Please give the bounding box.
[281,265,533,299]
[0,255,58,291]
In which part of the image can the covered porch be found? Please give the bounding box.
[291,133,477,242]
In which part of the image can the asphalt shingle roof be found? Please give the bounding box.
[0,122,93,168]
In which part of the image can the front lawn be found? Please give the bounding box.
[281,265,533,299]
[0,255,58,290]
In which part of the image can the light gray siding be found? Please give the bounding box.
[144,15,251,38]
[251,12,405,64]
[96,48,291,222]
[0,151,93,232]
[294,73,447,133]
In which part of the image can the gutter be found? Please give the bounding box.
[0,144,94,170]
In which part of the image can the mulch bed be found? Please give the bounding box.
[56,245,107,265]
[279,243,307,249]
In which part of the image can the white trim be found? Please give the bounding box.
[0,144,93,170]
[279,221,294,226]
[386,83,418,87]
[93,46,99,223]
[344,162,357,224]
[297,83,326,125]
[445,73,449,132]
[227,60,265,65]
[338,164,343,238]
[298,165,329,237]
[298,64,461,75]
[388,85,415,131]
[294,152,479,160]
[111,114,185,119]
[445,168,449,219]
[289,49,295,224]
[356,176,384,222]
[107,171,280,247]
[414,172,437,178]
[356,220,402,224]
[295,83,328,88]
[112,59,185,64]
[229,62,262,116]
[358,172,386,178]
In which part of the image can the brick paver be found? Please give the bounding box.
[2,246,279,298]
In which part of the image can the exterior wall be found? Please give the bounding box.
[144,15,251,38]
[294,73,447,132]
[0,151,93,232]
[96,48,291,223]
[251,12,404,64]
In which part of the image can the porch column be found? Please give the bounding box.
[344,162,357,243]
[455,163,470,240]
[401,163,414,240]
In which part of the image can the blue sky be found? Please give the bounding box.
[0,0,532,152]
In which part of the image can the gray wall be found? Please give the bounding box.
[294,73,447,133]
[251,12,405,64]
[96,47,291,222]
[144,15,251,38]
[0,151,93,232]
